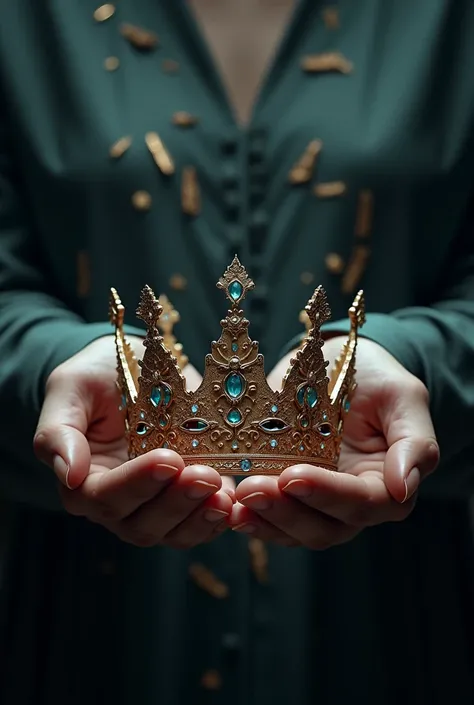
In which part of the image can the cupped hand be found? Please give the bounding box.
[230,337,440,548]
[34,336,234,548]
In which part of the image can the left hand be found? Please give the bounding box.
[230,337,440,549]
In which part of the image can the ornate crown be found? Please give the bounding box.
[109,257,365,475]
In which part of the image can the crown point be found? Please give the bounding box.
[305,285,331,329]
[136,285,163,325]
[217,257,255,305]
[109,287,125,327]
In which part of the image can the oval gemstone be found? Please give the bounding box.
[181,419,209,432]
[300,416,309,428]
[296,386,305,407]
[271,404,278,413]
[232,342,239,353]
[227,409,242,425]
[163,385,172,407]
[318,423,332,437]
[259,418,288,433]
[229,280,243,300]
[159,417,168,428]
[192,439,199,448]
[191,404,199,414]
[306,387,318,408]
[344,398,351,413]
[240,459,252,471]
[136,422,149,436]
[150,386,162,407]
[270,439,278,448]
[226,373,244,398]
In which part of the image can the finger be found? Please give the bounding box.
[59,449,184,521]
[34,377,92,489]
[230,502,300,546]
[117,465,223,546]
[278,464,414,526]
[236,476,358,550]
[162,492,233,549]
[380,380,440,502]
[221,475,236,502]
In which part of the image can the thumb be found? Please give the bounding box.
[380,379,439,503]
[34,374,93,489]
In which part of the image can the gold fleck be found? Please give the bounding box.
[162,58,180,74]
[301,52,353,74]
[289,139,322,184]
[169,273,188,291]
[131,190,152,211]
[201,670,222,691]
[300,271,314,285]
[76,251,91,298]
[354,189,374,238]
[181,166,201,217]
[314,181,347,199]
[145,132,175,175]
[120,23,159,50]
[325,252,345,274]
[172,111,199,128]
[109,136,132,159]
[322,6,340,30]
[189,563,229,599]
[93,4,115,22]
[104,56,120,71]
[341,245,370,294]
[248,538,269,584]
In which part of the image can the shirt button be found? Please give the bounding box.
[325,252,345,274]
[201,670,222,691]
[104,56,120,72]
[93,4,115,22]
[131,190,152,211]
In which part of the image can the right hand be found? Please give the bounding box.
[34,336,234,548]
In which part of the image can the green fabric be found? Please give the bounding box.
[1,1,474,703]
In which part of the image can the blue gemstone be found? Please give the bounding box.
[271,404,278,413]
[318,423,332,437]
[121,394,127,409]
[191,404,199,414]
[227,409,242,425]
[192,439,199,448]
[182,419,209,431]
[301,416,309,428]
[232,441,239,450]
[270,439,278,448]
[163,442,169,449]
[150,386,162,407]
[229,280,243,300]
[306,387,318,408]
[163,386,172,407]
[240,459,252,471]
[322,413,328,421]
[344,399,351,413]
[299,445,304,452]
[232,342,239,353]
[159,417,167,428]
[136,423,148,436]
[296,386,305,407]
[140,411,145,420]
[226,373,244,398]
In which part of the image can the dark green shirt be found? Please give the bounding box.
[1,1,474,703]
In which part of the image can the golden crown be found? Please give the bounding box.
[109,257,365,475]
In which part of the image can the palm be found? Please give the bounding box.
[85,379,129,474]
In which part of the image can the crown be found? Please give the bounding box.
[109,257,365,475]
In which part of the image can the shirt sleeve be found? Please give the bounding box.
[0,104,142,511]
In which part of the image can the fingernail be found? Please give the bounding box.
[281,479,312,498]
[402,467,420,503]
[203,508,229,523]
[232,523,257,534]
[239,492,272,511]
[186,481,219,500]
[152,464,179,482]
[53,455,71,488]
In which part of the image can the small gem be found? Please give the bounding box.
[191,404,199,414]
[140,411,145,420]
[240,459,252,471]
[136,423,148,436]
[229,280,243,300]
[192,439,199,448]
[225,373,244,399]
[322,413,328,421]
[163,385,172,407]
[227,409,242,425]
[150,386,162,407]
[270,439,278,448]
[142,442,146,449]
[306,387,318,408]
[232,342,239,352]
[121,394,127,409]
[299,445,304,451]
[163,442,169,449]
[300,417,309,428]
[159,418,167,428]
[318,423,332,437]
[320,443,325,450]
[296,387,305,407]
[231,441,239,450]
[344,399,351,413]
[271,404,278,413]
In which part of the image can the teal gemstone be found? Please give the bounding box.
[136,423,148,436]
[231,441,239,450]
[226,373,244,398]
[121,394,127,409]
[318,423,332,437]
[150,386,162,407]
[306,387,318,408]
[300,417,309,428]
[299,445,305,452]
[182,419,209,431]
[163,442,169,449]
[240,459,252,471]
[139,411,145,420]
[192,439,199,448]
[270,439,278,448]
[232,342,238,352]
[229,280,243,300]
[344,399,351,413]
[191,404,199,414]
[159,417,168,428]
[227,409,242,425]
[271,404,278,413]
[163,385,172,407]
[322,413,328,421]
[296,386,305,407]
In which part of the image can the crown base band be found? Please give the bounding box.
[180,454,338,476]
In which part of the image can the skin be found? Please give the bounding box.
[34,335,439,550]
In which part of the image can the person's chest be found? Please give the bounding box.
[1,0,474,364]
